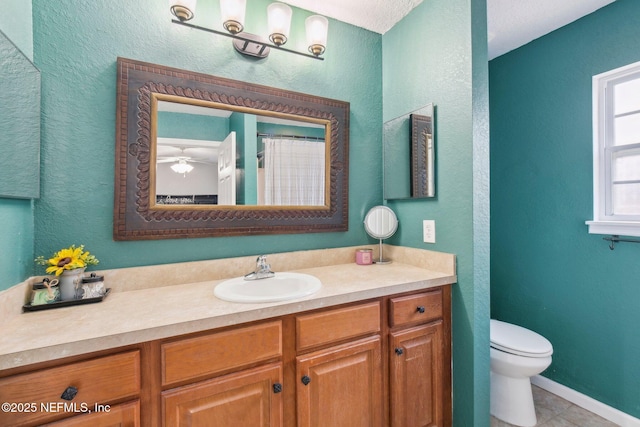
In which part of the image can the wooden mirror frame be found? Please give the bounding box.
[114,58,349,240]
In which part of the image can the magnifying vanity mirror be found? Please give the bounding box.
[364,206,398,264]
[383,103,435,200]
[114,58,349,240]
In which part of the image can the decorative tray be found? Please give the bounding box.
[23,289,111,312]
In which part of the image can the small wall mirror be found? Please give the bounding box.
[364,205,398,264]
[383,104,435,200]
[0,30,40,199]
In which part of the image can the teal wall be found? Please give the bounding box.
[490,0,640,417]
[0,0,33,60]
[383,0,490,425]
[31,0,382,271]
[15,0,490,423]
[0,1,34,291]
[0,199,34,290]
[157,112,228,140]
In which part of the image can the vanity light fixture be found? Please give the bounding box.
[170,159,194,175]
[169,0,328,60]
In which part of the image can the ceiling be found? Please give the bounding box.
[282,0,616,60]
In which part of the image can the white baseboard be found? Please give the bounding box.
[532,375,640,427]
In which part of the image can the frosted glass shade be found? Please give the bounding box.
[171,161,194,174]
[220,0,246,34]
[267,3,292,46]
[305,15,328,56]
[169,0,197,21]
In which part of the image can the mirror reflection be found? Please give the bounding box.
[0,30,40,199]
[114,57,350,240]
[383,103,435,200]
[154,100,327,207]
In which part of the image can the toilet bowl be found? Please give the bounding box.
[490,319,553,427]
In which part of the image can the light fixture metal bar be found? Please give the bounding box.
[172,19,324,61]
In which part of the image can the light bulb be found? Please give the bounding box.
[305,15,328,56]
[267,3,292,46]
[220,0,246,34]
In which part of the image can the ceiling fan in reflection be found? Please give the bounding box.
[157,147,214,175]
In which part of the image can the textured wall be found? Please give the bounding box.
[490,0,640,417]
[0,199,34,290]
[0,0,33,60]
[0,1,35,291]
[32,0,382,271]
[0,30,40,199]
[382,0,490,425]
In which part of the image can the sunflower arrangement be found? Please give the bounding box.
[35,245,99,276]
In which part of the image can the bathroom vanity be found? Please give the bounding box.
[0,246,455,427]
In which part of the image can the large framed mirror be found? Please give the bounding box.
[383,104,435,200]
[114,58,349,240]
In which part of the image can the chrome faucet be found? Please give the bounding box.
[244,255,275,280]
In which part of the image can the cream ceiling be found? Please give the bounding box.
[281,0,616,59]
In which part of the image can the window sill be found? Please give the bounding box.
[585,220,640,237]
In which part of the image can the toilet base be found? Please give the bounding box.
[490,372,537,427]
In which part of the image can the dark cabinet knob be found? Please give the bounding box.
[395,347,404,356]
[301,375,311,386]
[61,386,78,401]
[273,383,283,393]
[416,306,426,314]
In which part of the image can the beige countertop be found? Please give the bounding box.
[0,245,456,370]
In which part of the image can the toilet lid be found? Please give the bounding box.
[490,319,553,357]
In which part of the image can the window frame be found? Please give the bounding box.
[587,60,640,237]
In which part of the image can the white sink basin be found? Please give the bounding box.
[214,272,322,303]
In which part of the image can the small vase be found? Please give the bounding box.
[59,268,85,301]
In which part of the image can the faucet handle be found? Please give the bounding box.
[245,255,275,280]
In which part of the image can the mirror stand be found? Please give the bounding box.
[364,206,398,265]
[376,238,391,265]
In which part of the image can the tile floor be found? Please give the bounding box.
[490,385,620,427]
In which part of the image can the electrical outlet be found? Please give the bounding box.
[423,220,436,243]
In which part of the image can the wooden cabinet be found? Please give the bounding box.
[296,336,383,427]
[45,400,140,427]
[295,301,383,427]
[0,286,451,427]
[388,289,450,427]
[162,363,282,427]
[390,323,443,427]
[161,321,282,387]
[160,322,284,427]
[0,351,140,427]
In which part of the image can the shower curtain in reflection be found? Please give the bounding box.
[263,138,325,205]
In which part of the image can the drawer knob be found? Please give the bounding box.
[61,386,78,401]
[301,375,311,386]
[273,383,283,393]
[395,347,404,356]
[416,306,426,314]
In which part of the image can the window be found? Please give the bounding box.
[587,61,640,237]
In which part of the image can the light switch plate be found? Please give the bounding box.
[423,220,436,243]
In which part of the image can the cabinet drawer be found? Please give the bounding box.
[162,320,282,387]
[296,302,380,352]
[0,351,140,427]
[389,289,442,327]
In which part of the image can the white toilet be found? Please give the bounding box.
[490,319,553,427]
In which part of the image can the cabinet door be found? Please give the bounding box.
[390,322,443,427]
[296,335,382,427]
[44,400,139,427]
[162,363,282,427]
